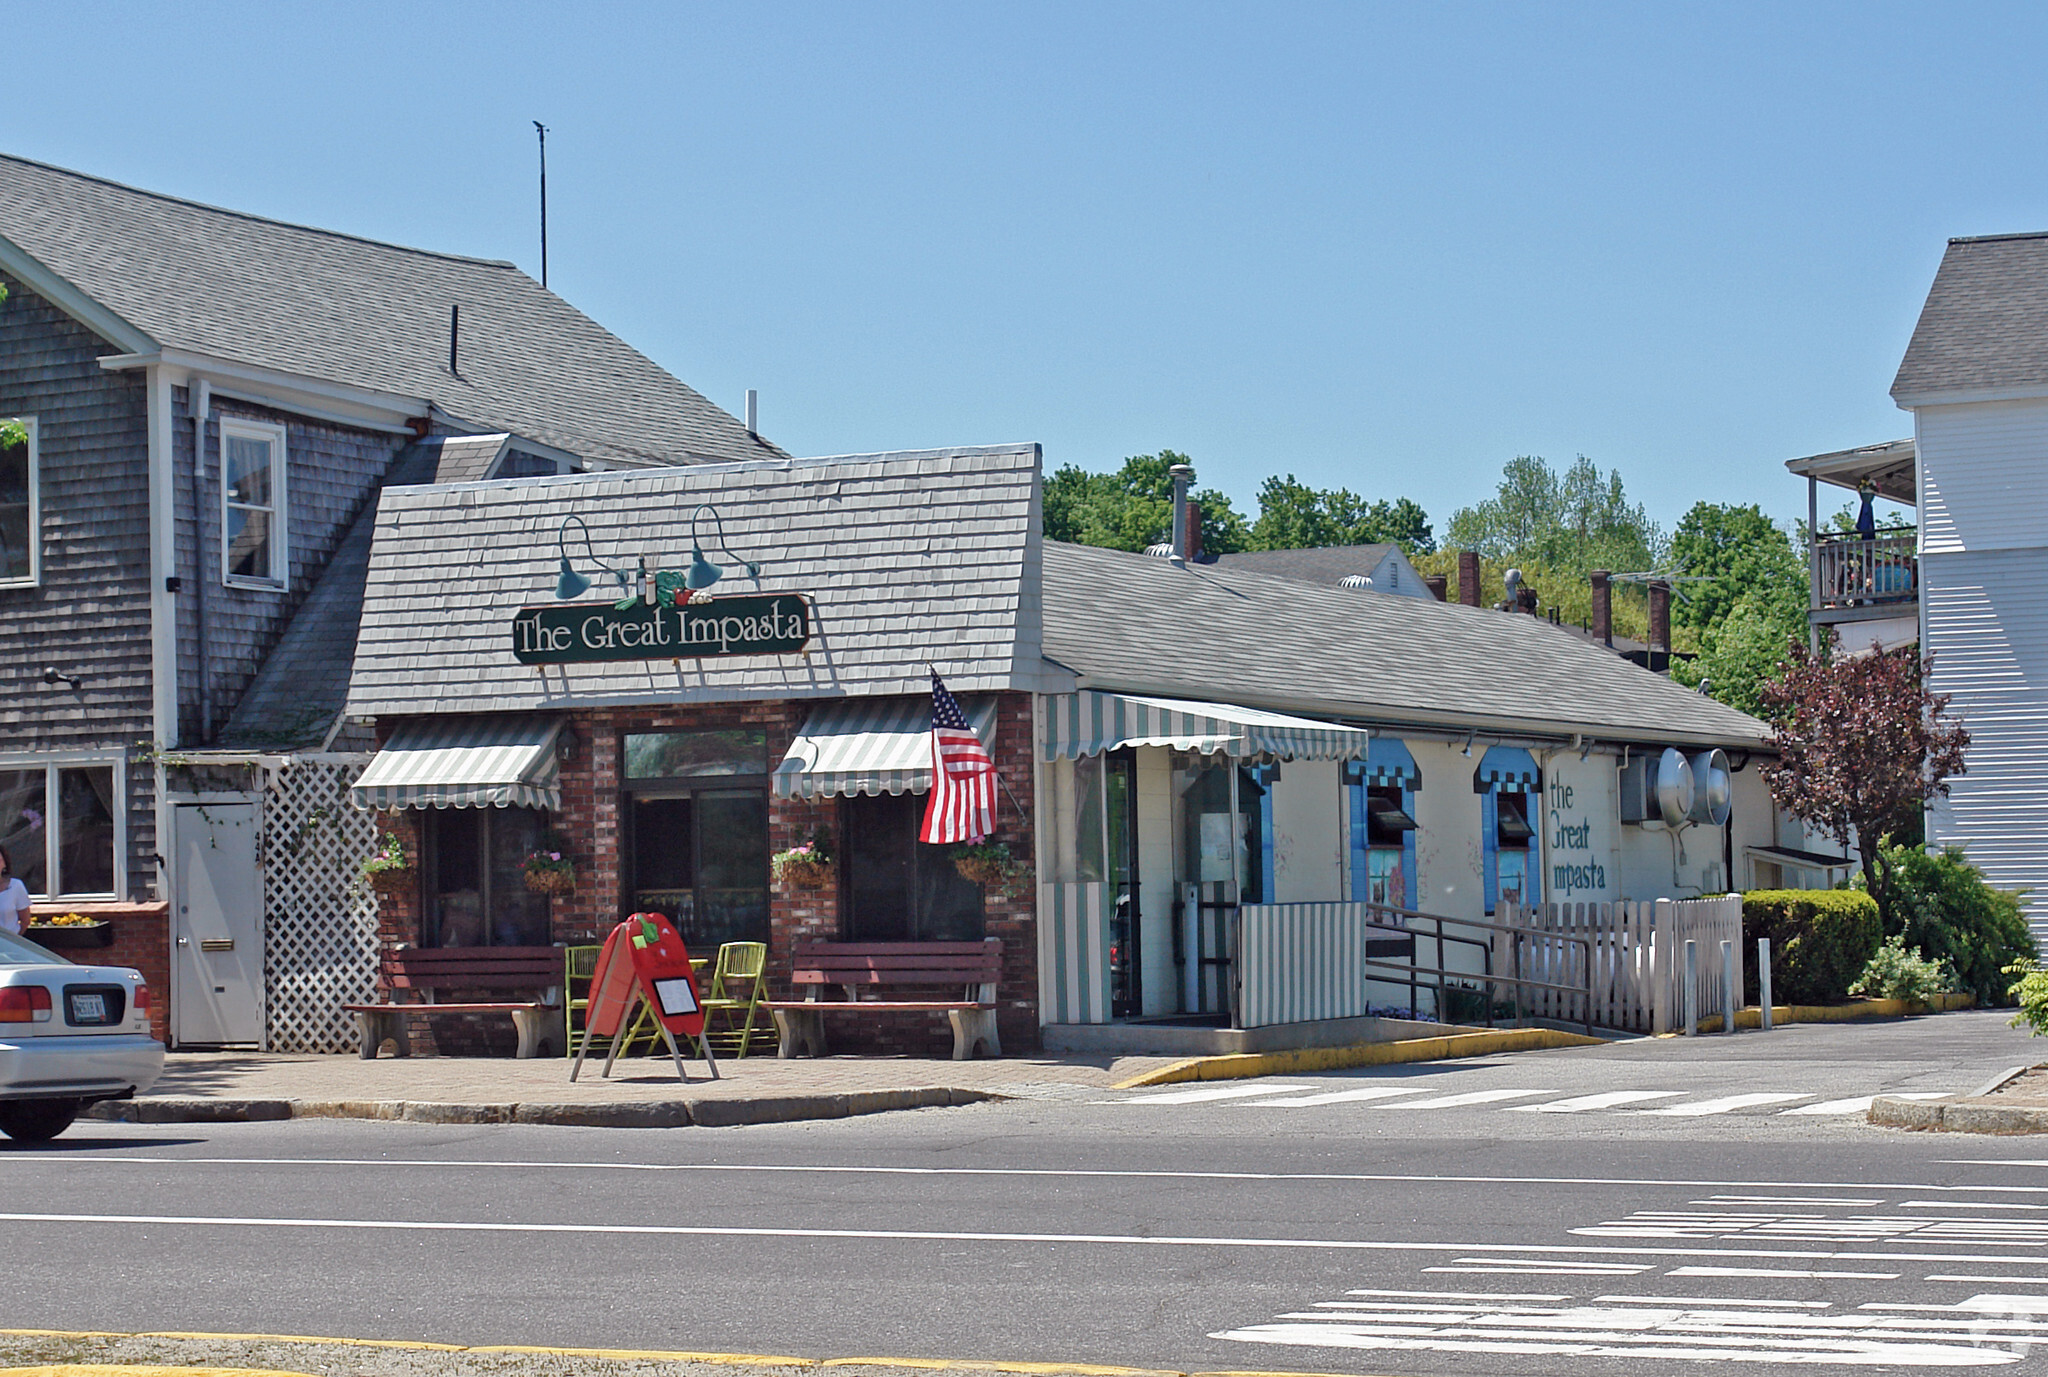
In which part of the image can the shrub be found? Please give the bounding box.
[1869,844,2035,1006]
[2007,960,2048,1037]
[1742,889,1882,1005]
[1849,936,1957,1004]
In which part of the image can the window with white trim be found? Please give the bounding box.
[221,417,287,589]
[0,416,38,588]
[0,756,122,898]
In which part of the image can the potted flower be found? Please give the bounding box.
[953,841,1028,894]
[522,841,577,896]
[772,831,834,889]
[360,832,413,897]
[24,912,113,950]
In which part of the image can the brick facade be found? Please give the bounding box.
[369,691,1041,1058]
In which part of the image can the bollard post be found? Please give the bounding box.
[1720,938,1736,1034]
[1682,939,1698,1036]
[1758,937,1773,1031]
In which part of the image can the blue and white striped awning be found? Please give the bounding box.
[350,715,562,811]
[773,696,998,799]
[1349,736,1422,789]
[1041,691,1372,763]
[1474,744,1541,794]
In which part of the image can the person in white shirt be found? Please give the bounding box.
[0,846,30,935]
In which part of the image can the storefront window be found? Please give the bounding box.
[625,730,767,780]
[0,761,117,897]
[841,792,984,941]
[424,806,551,947]
[629,788,768,951]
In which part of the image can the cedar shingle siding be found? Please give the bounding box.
[170,388,407,744]
[0,272,156,896]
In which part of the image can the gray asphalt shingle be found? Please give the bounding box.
[0,152,778,468]
[1894,232,2048,400]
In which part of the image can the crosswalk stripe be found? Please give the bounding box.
[1253,1087,1427,1107]
[1639,1093,1811,1117]
[1381,1089,1549,1110]
[1115,1083,1315,1105]
[1507,1091,1683,1114]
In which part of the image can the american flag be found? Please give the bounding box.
[920,671,998,844]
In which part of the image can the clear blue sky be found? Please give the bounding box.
[4,1,2035,534]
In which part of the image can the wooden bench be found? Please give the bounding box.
[764,939,1003,1061]
[343,946,566,1060]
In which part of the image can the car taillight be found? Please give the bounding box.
[132,982,150,1013]
[0,986,53,1023]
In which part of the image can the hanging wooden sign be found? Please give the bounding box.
[512,594,811,665]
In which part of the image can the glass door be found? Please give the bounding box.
[1106,751,1141,1018]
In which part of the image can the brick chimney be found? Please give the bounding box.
[1423,573,1447,602]
[1186,502,1203,560]
[1590,569,1613,647]
[1457,551,1481,607]
[1648,579,1671,671]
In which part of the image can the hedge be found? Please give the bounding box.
[1742,890,1883,1005]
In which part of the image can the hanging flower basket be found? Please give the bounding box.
[954,855,1011,886]
[524,865,576,896]
[776,854,835,889]
[25,918,113,950]
[365,866,414,897]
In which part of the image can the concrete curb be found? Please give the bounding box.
[1112,1027,1608,1089]
[83,1086,998,1128]
[1689,994,1978,1034]
[1869,1095,2048,1133]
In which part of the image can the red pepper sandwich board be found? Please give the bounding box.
[569,913,720,1083]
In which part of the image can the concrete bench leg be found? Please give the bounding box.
[355,1010,409,1060]
[512,1007,566,1059]
[948,1008,1000,1060]
[771,1008,827,1058]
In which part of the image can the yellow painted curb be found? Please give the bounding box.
[1112,1026,1607,1089]
[476,1347,812,1365]
[822,1362,1175,1376]
[1685,994,1978,1034]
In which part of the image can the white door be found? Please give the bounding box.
[172,801,264,1047]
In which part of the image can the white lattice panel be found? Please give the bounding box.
[260,757,380,1052]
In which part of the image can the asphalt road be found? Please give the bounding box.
[7,1011,2048,1375]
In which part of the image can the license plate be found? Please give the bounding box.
[68,992,107,1024]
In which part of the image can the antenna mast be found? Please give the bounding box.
[534,120,549,289]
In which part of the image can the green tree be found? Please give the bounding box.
[1248,475,1434,554]
[1667,501,1806,632]
[1445,454,1660,575]
[1670,592,1803,716]
[1042,452,1247,554]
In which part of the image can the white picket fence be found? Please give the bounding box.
[1497,897,1743,1034]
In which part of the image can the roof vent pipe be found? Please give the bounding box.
[745,389,758,435]
[1168,463,1193,565]
[449,304,460,375]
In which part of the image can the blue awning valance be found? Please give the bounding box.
[1473,745,1540,794]
[1349,736,1421,790]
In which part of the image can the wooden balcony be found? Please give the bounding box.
[1811,527,1917,625]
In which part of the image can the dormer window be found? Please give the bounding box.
[221,417,288,590]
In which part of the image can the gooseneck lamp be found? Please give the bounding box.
[684,504,762,590]
[553,514,629,601]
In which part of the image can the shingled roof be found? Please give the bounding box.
[1209,544,1402,584]
[0,152,777,468]
[1041,541,1772,750]
[1893,232,2048,402]
[344,445,1061,719]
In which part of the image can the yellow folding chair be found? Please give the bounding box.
[700,941,773,1057]
[563,942,664,1059]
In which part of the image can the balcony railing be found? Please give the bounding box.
[1812,527,1917,612]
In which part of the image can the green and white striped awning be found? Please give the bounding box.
[773,695,998,799]
[350,715,563,811]
[1041,691,1372,763]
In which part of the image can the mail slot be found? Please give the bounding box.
[199,939,235,952]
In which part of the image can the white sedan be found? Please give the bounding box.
[0,927,162,1141]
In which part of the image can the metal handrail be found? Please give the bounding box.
[1360,901,1594,1036]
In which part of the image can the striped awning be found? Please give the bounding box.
[1349,736,1421,790]
[1473,744,1541,794]
[1041,691,1372,763]
[773,696,998,799]
[350,715,563,811]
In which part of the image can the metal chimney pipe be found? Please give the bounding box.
[1590,569,1613,646]
[1457,551,1481,606]
[1168,464,1194,565]
[745,389,758,435]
